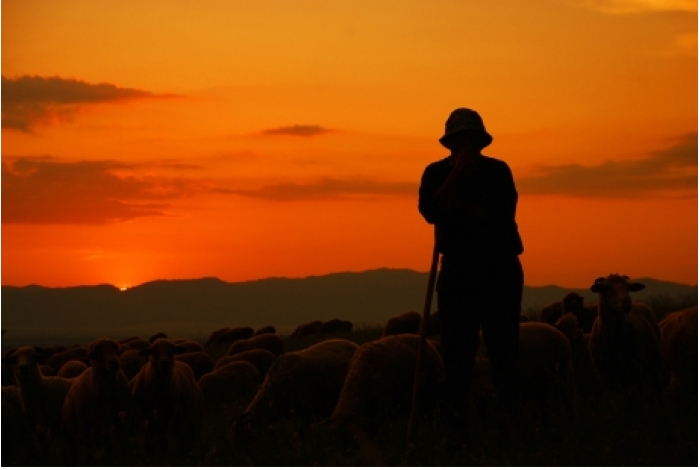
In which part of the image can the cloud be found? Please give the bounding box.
[215,177,416,201]
[517,132,698,198]
[1,75,179,131]
[576,0,697,14]
[260,125,335,137]
[1,157,201,224]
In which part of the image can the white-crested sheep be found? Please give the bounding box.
[236,339,359,440]
[589,274,666,406]
[61,338,132,457]
[1,346,74,435]
[382,311,422,337]
[175,351,214,381]
[215,348,277,377]
[658,306,698,395]
[57,360,88,379]
[227,333,284,358]
[129,339,203,452]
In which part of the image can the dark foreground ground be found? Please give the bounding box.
[2,324,698,466]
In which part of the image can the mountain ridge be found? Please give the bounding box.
[2,268,696,346]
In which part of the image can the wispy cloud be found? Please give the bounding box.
[260,125,335,137]
[517,132,698,198]
[215,177,416,201]
[576,0,697,14]
[1,157,201,224]
[1,75,180,132]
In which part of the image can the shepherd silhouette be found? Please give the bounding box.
[418,108,524,445]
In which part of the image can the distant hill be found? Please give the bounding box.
[1,269,696,347]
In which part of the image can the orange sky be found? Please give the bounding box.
[2,0,697,288]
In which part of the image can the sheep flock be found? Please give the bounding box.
[1,274,697,466]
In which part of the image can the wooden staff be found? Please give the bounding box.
[406,225,440,448]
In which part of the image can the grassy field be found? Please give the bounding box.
[2,306,698,466]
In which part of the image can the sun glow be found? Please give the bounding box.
[119,286,128,292]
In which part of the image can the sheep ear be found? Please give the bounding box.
[627,282,645,292]
[590,278,607,293]
[140,348,153,357]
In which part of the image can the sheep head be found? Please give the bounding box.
[590,274,645,317]
[88,338,121,376]
[555,313,583,343]
[2,346,45,384]
[141,339,186,378]
[562,292,585,314]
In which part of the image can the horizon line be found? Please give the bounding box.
[1,267,697,290]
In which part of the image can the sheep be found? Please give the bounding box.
[227,333,284,358]
[255,325,277,336]
[588,274,666,407]
[318,318,353,335]
[237,339,359,439]
[148,332,168,344]
[290,320,323,338]
[1,346,74,436]
[47,347,89,373]
[175,351,214,381]
[57,360,88,379]
[121,339,151,352]
[561,292,599,334]
[554,313,583,344]
[62,338,132,459]
[40,365,56,377]
[215,349,277,378]
[2,385,32,465]
[117,337,141,346]
[171,339,205,353]
[479,322,575,422]
[540,300,565,325]
[327,334,443,437]
[216,327,255,346]
[658,306,698,395]
[129,339,203,455]
[199,361,261,442]
[382,311,421,337]
[519,314,531,323]
[119,349,146,381]
[204,327,231,347]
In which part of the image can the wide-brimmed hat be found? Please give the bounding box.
[439,108,493,148]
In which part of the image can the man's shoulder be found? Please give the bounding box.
[423,157,451,174]
[481,155,513,174]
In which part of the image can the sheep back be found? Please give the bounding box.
[658,306,698,392]
[330,334,443,427]
[382,311,421,337]
[227,334,284,358]
[216,348,277,377]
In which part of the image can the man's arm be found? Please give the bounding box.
[418,160,487,225]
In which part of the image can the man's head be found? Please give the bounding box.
[439,108,492,151]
